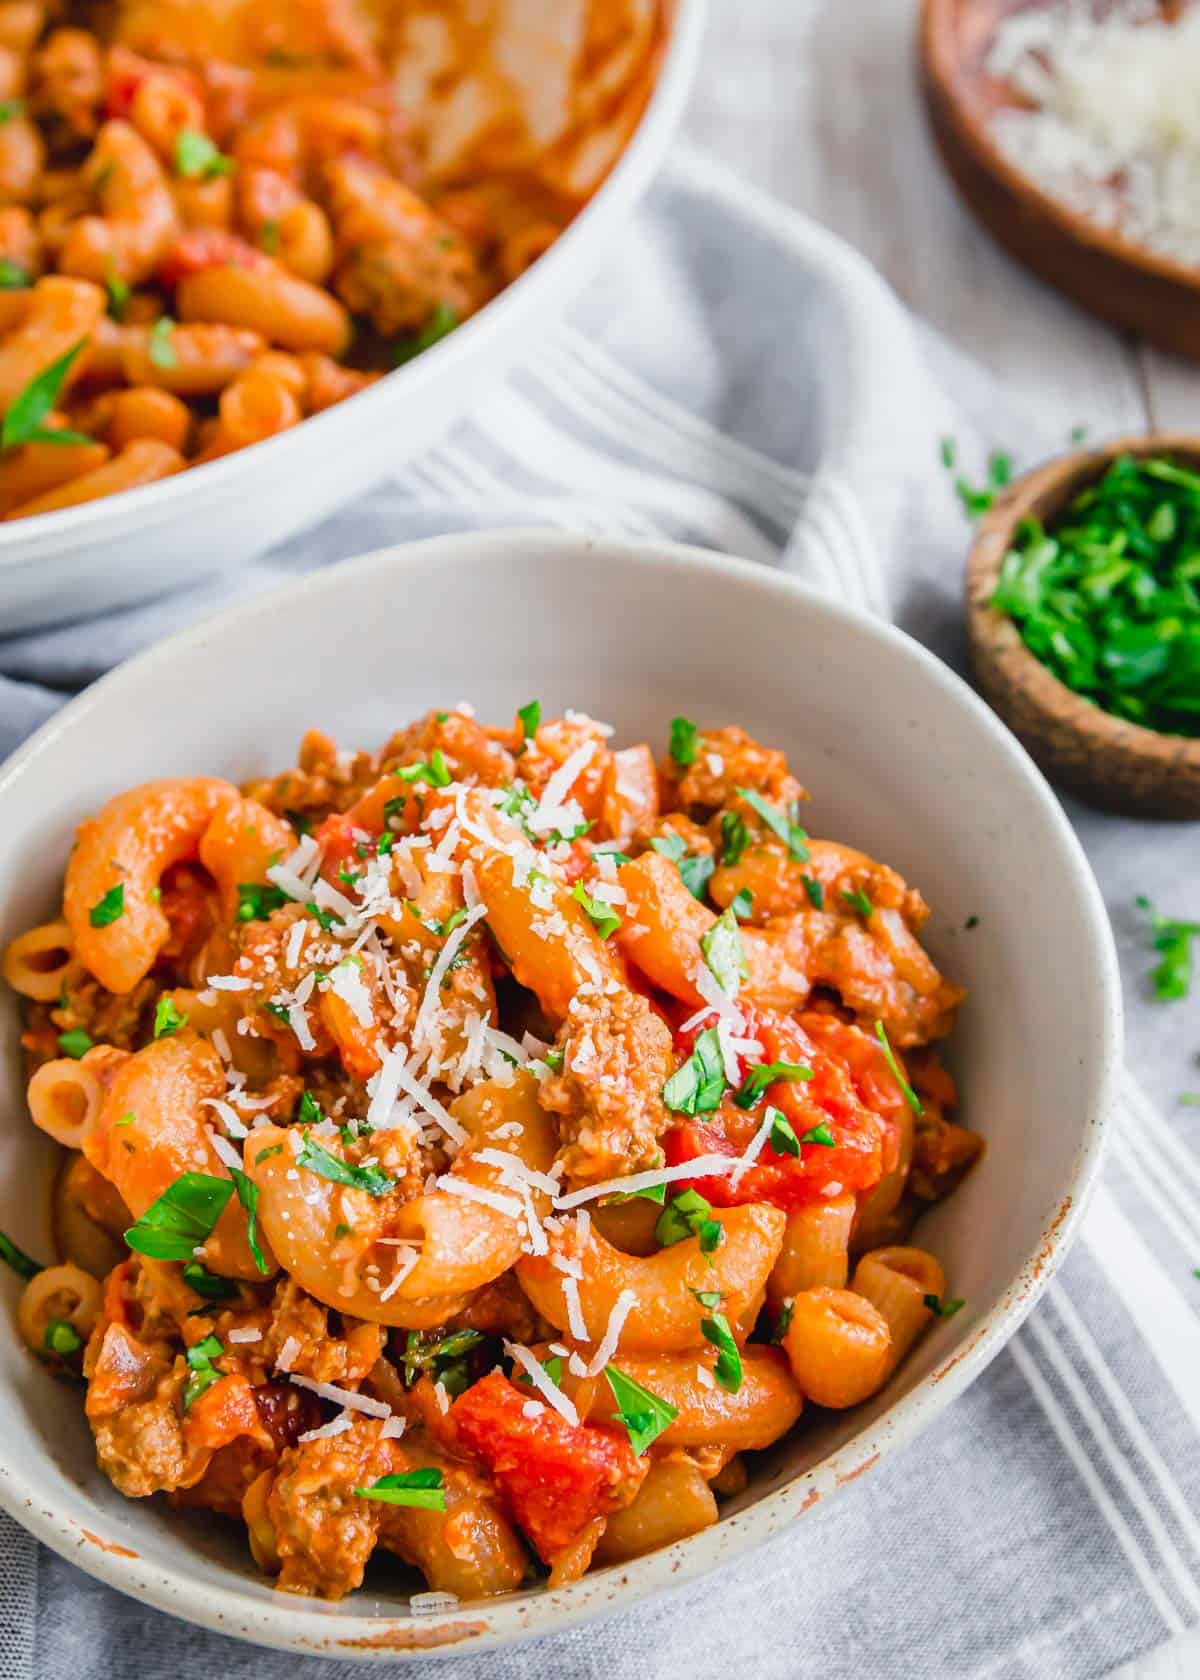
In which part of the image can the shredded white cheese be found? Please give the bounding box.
[288,1375,391,1418]
[584,1288,637,1377]
[504,1340,579,1425]
[552,1154,741,1210]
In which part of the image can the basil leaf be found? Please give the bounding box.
[236,881,287,921]
[719,810,748,866]
[668,716,699,766]
[799,1121,835,1147]
[873,1020,923,1115]
[801,875,824,909]
[183,1332,224,1410]
[181,1260,237,1300]
[701,1312,743,1393]
[656,1188,722,1255]
[841,887,872,918]
[230,1168,268,1273]
[517,699,540,739]
[605,1366,678,1455]
[768,1107,799,1157]
[57,1028,93,1059]
[729,888,753,920]
[355,1468,447,1509]
[732,1060,812,1110]
[174,129,232,180]
[124,1172,235,1261]
[153,996,188,1038]
[392,302,458,367]
[700,906,747,996]
[572,882,621,939]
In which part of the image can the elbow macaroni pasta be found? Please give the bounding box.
[1,704,980,1603]
[0,1,669,519]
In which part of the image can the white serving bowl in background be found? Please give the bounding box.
[0,530,1121,1659]
[0,2,704,635]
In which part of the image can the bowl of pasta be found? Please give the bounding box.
[0,529,1121,1658]
[0,0,702,632]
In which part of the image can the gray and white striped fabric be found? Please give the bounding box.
[2,144,1198,1680]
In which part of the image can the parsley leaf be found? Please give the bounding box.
[154,996,188,1038]
[88,884,125,927]
[738,788,809,862]
[517,699,540,739]
[354,1468,446,1509]
[606,1181,667,1205]
[700,906,747,995]
[669,716,700,766]
[57,1028,93,1059]
[768,1107,799,1157]
[230,1168,267,1273]
[701,1312,743,1393]
[174,129,232,179]
[398,749,451,787]
[2,340,89,450]
[572,882,621,939]
[661,1026,726,1115]
[0,1229,43,1280]
[656,1187,722,1255]
[183,1332,224,1410]
[874,1020,922,1115]
[236,881,287,921]
[148,316,177,369]
[732,1060,812,1110]
[296,1131,393,1198]
[923,1294,965,1318]
[651,833,714,901]
[799,1121,835,1147]
[124,1172,235,1261]
[182,1260,237,1300]
[392,302,458,367]
[719,810,748,866]
[402,1328,486,1396]
[1135,895,1200,1000]
[841,887,872,918]
[729,887,753,920]
[605,1366,678,1455]
[801,875,824,909]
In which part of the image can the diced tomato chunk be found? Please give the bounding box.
[184,1373,271,1453]
[663,1008,902,1210]
[159,231,269,288]
[312,811,370,882]
[449,1371,646,1563]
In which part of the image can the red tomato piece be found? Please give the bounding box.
[159,230,269,288]
[312,811,370,883]
[663,1008,893,1209]
[449,1371,646,1563]
[156,862,218,973]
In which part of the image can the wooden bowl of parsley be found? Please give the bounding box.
[966,436,1200,818]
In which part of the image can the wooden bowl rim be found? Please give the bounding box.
[966,433,1200,774]
[919,0,1200,298]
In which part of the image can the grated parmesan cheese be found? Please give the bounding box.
[504,1340,579,1425]
[288,1374,391,1418]
[552,1153,743,1210]
[584,1287,637,1377]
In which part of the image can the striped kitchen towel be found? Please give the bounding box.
[1,144,1198,1680]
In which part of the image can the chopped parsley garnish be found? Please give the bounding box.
[607,1181,668,1208]
[738,788,809,862]
[701,1312,743,1393]
[2,340,92,450]
[1135,895,1200,1000]
[542,1048,564,1072]
[103,268,130,319]
[398,749,451,787]
[768,1108,799,1157]
[950,449,1014,519]
[0,100,24,123]
[965,914,980,930]
[669,716,700,766]
[230,1168,267,1273]
[799,1121,835,1147]
[841,887,872,918]
[873,1020,922,1115]
[605,1366,678,1455]
[732,1060,812,1110]
[0,1230,43,1280]
[802,875,825,909]
[719,810,748,867]
[174,129,232,179]
[153,996,188,1038]
[700,906,747,995]
[656,1187,722,1255]
[517,699,540,739]
[88,884,125,927]
[661,1026,726,1115]
[296,1131,393,1197]
[377,831,395,856]
[729,888,753,920]
[572,882,621,939]
[650,831,714,900]
[690,1287,723,1310]
[124,1172,234,1261]
[304,900,342,933]
[402,1328,486,1396]
[236,881,287,921]
[57,1028,93,1059]
[354,1468,446,1510]
[44,1318,82,1357]
[263,1001,291,1024]
[990,453,1200,736]
[183,1333,224,1410]
[182,1260,237,1299]
[253,1143,284,1162]
[392,302,458,367]
[0,259,27,289]
[923,1295,966,1318]
[147,316,177,370]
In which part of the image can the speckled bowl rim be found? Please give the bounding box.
[0,532,1123,1661]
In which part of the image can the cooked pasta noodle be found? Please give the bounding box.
[1,703,979,1602]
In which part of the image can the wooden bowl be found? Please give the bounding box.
[920,0,1200,361]
[966,435,1200,819]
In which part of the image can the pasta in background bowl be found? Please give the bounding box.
[0,530,1120,1658]
[0,0,703,632]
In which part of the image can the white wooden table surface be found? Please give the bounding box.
[685,4,1197,1677]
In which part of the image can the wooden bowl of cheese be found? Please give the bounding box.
[920,0,1200,361]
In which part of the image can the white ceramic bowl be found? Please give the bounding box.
[0,3,705,635]
[0,531,1121,1659]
